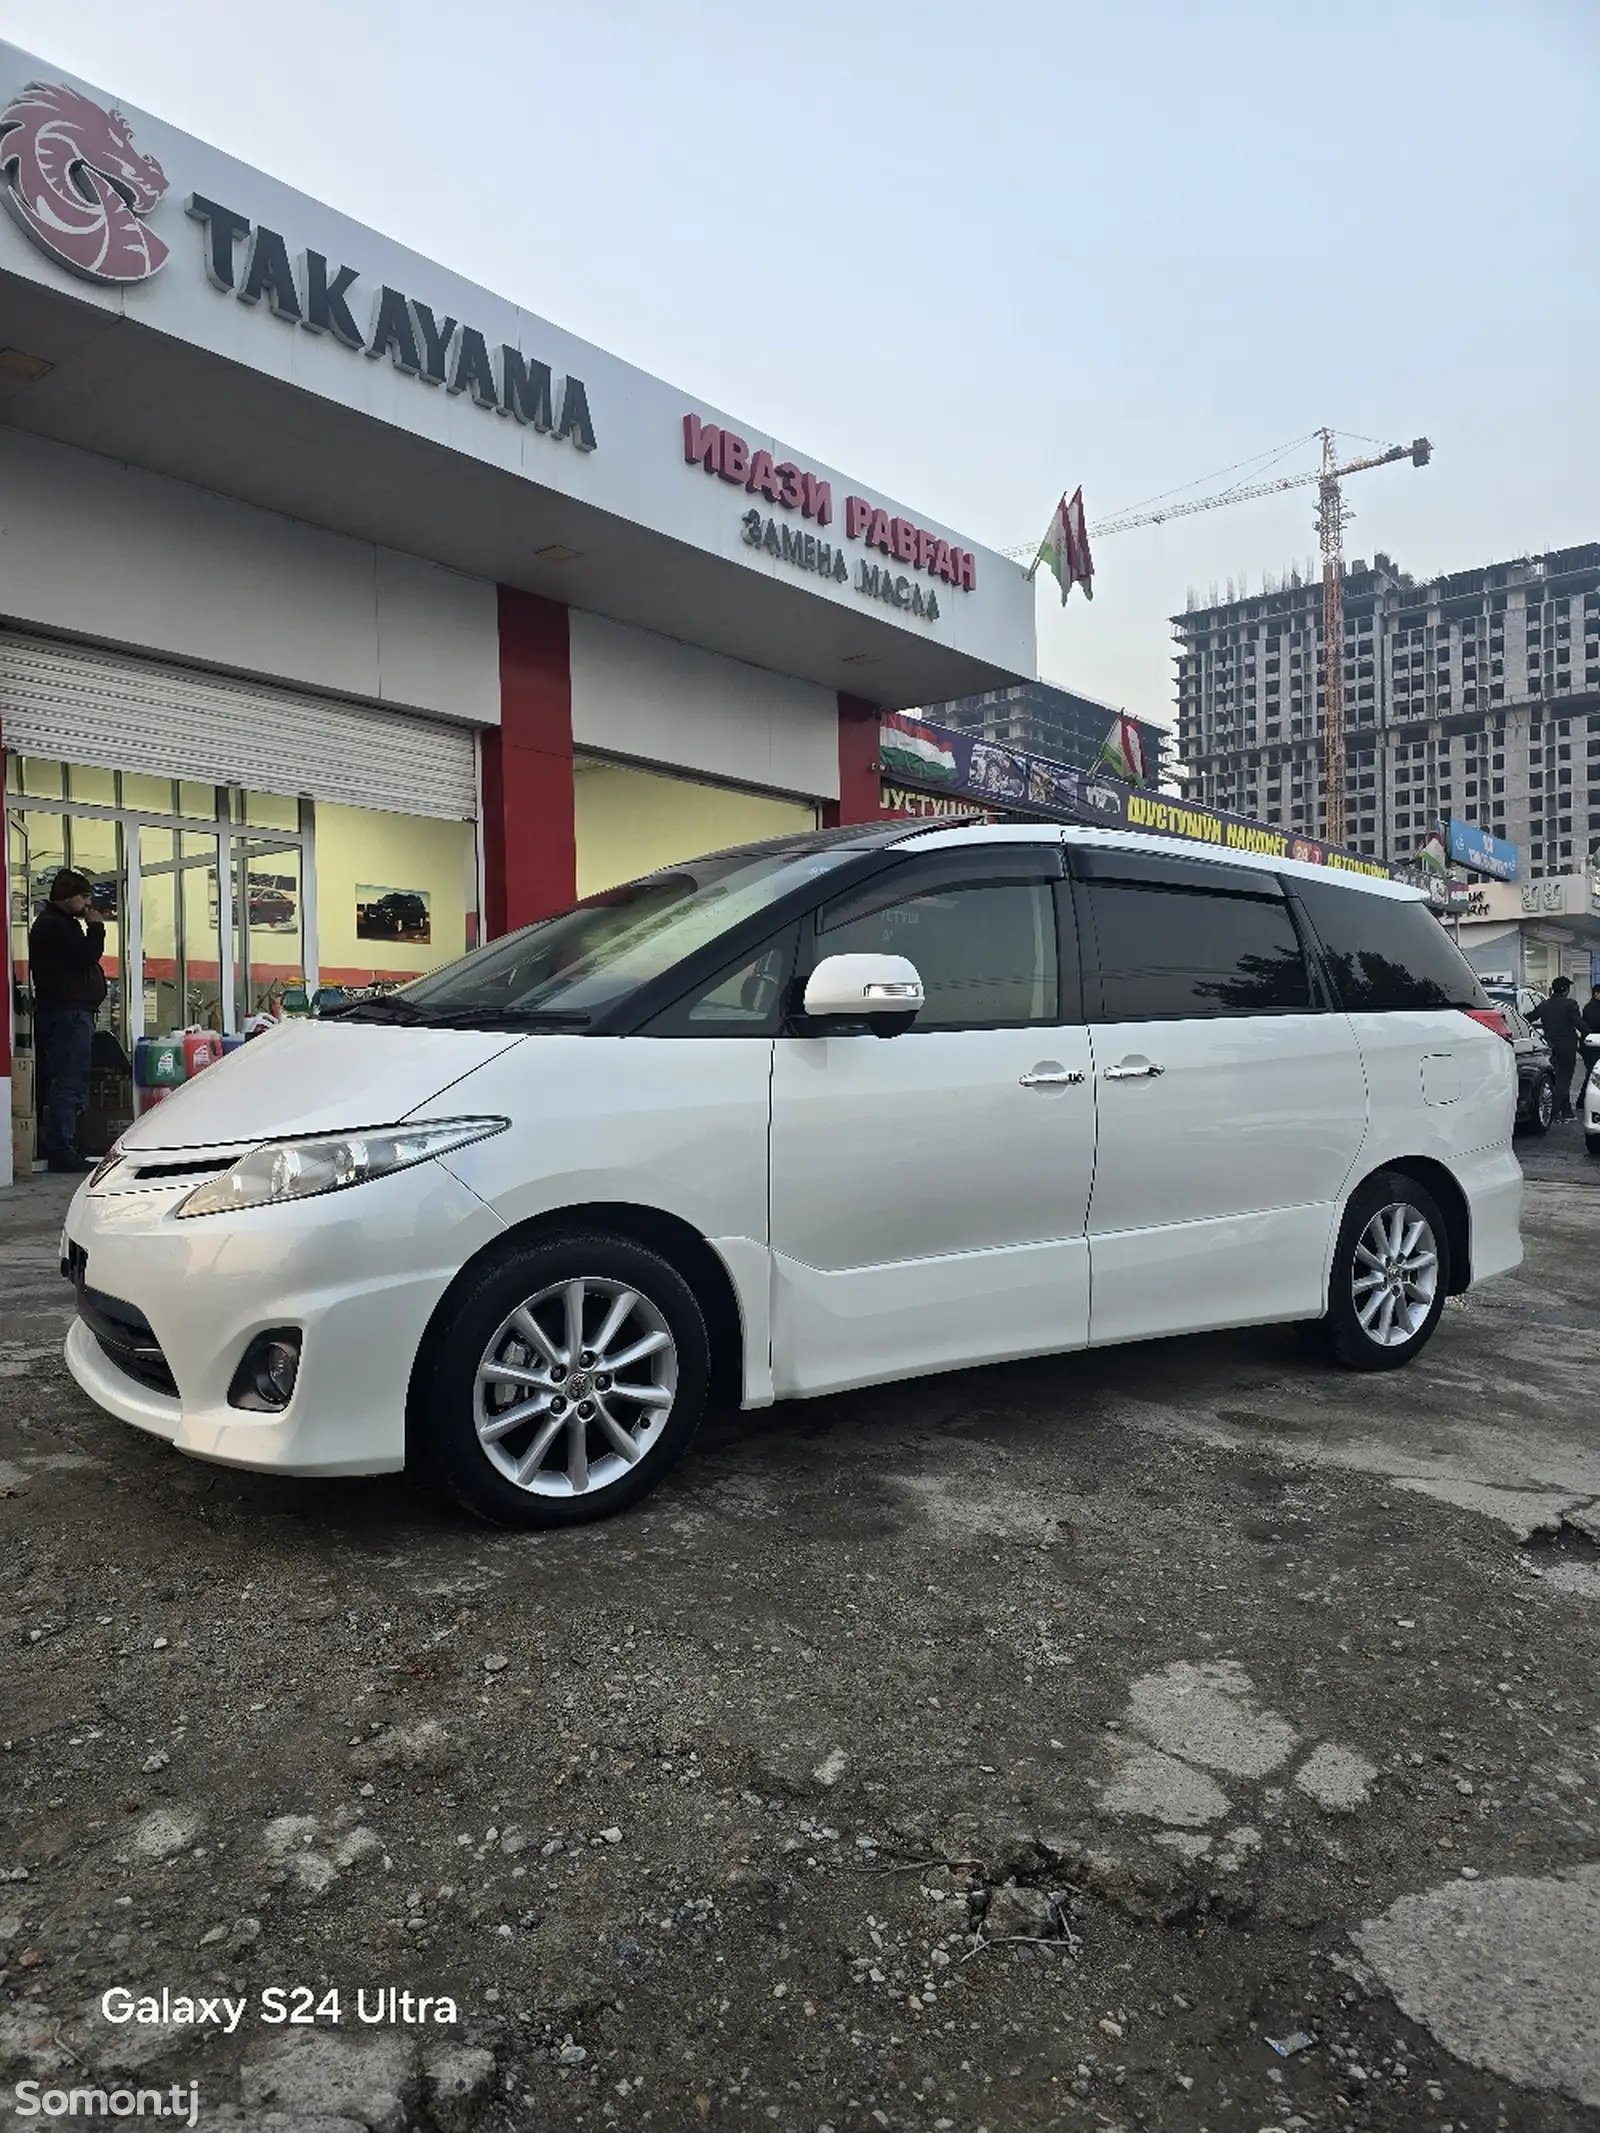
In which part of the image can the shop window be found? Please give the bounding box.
[573,756,818,901]
[121,772,177,815]
[232,788,301,832]
[314,800,476,989]
[11,756,64,799]
[67,764,117,808]
[179,781,221,821]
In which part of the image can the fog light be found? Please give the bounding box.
[229,1329,302,1412]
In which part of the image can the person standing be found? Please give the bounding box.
[28,868,107,1173]
[1581,983,1600,1039]
[1529,975,1584,1123]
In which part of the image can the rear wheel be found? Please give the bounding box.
[1524,1074,1555,1137]
[1319,1172,1449,1372]
[419,1234,709,1528]
[1587,1134,1600,1160]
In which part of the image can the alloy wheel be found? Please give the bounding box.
[1536,1078,1555,1132]
[473,1277,678,1498]
[1350,1201,1439,1349]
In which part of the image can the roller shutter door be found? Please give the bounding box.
[0,632,478,821]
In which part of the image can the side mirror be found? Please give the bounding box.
[801,953,925,1037]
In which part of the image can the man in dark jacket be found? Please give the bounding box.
[1530,975,1584,1123]
[28,868,107,1173]
[1581,984,1600,1039]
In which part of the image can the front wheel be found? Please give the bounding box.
[419,1234,709,1528]
[1587,1134,1600,1160]
[1319,1172,1449,1372]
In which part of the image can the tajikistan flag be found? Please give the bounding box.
[1415,830,1448,878]
[1096,712,1148,786]
[880,713,959,783]
[1029,487,1094,604]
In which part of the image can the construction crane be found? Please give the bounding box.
[1026,429,1432,844]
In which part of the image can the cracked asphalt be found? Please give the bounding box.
[2,1129,1599,2133]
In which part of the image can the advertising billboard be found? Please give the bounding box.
[878,711,1400,883]
[1445,817,1519,883]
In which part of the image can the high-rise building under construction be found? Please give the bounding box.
[1174,543,1600,880]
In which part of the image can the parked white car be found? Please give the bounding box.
[62,820,1522,1527]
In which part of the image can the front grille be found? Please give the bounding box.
[127,1158,229,1183]
[75,1281,179,1399]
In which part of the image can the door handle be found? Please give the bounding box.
[1103,1060,1165,1081]
[1019,1068,1084,1088]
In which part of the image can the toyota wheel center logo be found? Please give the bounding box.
[0,78,168,283]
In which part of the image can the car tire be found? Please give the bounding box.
[1524,1074,1556,1137]
[1318,1171,1450,1373]
[418,1233,709,1529]
[1588,1134,1600,1160]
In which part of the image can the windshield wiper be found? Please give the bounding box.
[410,1006,593,1029]
[320,996,428,1024]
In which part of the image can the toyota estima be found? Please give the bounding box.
[62,819,1523,1528]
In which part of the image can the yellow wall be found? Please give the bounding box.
[315,801,477,983]
[573,757,818,900]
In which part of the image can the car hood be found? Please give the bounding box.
[118,1019,524,1152]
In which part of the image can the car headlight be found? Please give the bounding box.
[174,1118,508,1219]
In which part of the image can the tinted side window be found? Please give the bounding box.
[1089,884,1312,1020]
[819,882,1059,1030]
[1293,880,1488,1011]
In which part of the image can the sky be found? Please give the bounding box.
[7,0,1598,738]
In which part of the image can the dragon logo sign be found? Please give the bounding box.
[0,80,169,284]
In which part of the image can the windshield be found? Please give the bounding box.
[393,844,860,1024]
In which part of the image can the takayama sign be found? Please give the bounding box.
[184,197,597,452]
[0,80,168,282]
[877,711,1403,881]
[0,77,597,452]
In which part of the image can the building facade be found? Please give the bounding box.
[926,681,1172,787]
[1173,544,1600,878]
[1450,876,1600,996]
[0,47,1035,1184]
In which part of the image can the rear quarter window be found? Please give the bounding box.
[1293,878,1488,1011]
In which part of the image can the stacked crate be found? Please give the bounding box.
[10,1052,36,1175]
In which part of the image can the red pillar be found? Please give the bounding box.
[482,588,575,937]
[824,693,881,828]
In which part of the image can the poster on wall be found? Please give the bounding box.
[247,873,298,931]
[356,886,432,944]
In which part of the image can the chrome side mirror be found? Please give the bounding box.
[801,953,925,1036]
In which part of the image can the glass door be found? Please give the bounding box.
[136,826,226,1034]
[233,836,306,1026]
[6,803,133,1154]
[6,805,131,1051]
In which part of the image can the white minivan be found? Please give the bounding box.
[61,820,1523,1528]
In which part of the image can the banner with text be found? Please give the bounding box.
[878,711,1402,883]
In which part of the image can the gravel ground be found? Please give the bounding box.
[2,1130,1598,2133]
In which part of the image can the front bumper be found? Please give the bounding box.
[61,1156,505,1475]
